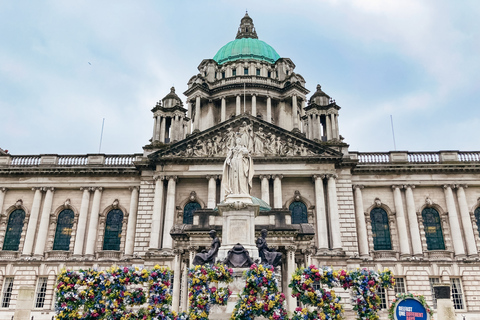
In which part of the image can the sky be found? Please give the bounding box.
[1,0,480,155]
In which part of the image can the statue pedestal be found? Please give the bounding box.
[217,195,259,261]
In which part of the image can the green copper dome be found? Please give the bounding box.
[213,38,280,65]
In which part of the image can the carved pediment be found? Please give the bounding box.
[149,114,342,161]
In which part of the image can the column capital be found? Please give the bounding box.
[45,187,55,192]
[259,175,271,180]
[153,174,165,181]
[173,248,184,255]
[443,184,455,190]
[94,187,103,192]
[404,184,415,189]
[313,174,325,181]
[80,187,93,192]
[188,246,199,252]
[220,95,226,100]
[353,184,364,190]
[252,92,258,97]
[286,245,297,252]
[32,187,44,192]
[206,175,218,180]
[266,95,272,100]
[455,184,468,189]
[0,187,7,193]
[326,173,338,180]
[391,184,404,190]
[129,186,140,191]
[166,176,178,182]
[273,174,283,180]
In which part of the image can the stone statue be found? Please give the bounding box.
[192,230,220,266]
[221,136,254,196]
[253,127,266,155]
[239,121,254,152]
[256,229,282,267]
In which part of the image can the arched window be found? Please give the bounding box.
[422,208,445,250]
[3,209,25,251]
[183,202,201,224]
[103,209,124,251]
[53,209,74,251]
[475,207,480,235]
[289,201,308,224]
[370,208,392,250]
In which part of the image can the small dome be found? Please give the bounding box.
[213,38,280,65]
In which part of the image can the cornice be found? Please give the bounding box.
[0,167,140,176]
[352,163,480,175]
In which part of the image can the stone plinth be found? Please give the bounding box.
[217,195,259,261]
[13,286,34,320]
[434,284,456,320]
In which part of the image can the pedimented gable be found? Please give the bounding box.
[149,115,343,161]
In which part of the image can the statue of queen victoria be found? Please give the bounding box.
[221,136,254,196]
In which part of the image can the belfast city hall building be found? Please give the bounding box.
[1,13,480,320]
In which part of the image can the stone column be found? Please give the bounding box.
[207,176,216,209]
[152,116,158,141]
[251,94,257,116]
[22,187,43,256]
[85,187,103,257]
[326,114,332,140]
[172,249,182,312]
[33,187,55,257]
[260,175,270,206]
[392,185,411,257]
[330,114,337,139]
[266,96,272,123]
[188,246,197,268]
[353,185,369,258]
[162,176,177,250]
[73,187,91,256]
[443,185,466,257]
[405,185,423,256]
[286,245,297,312]
[194,96,201,131]
[292,95,299,130]
[221,97,226,122]
[273,175,283,209]
[317,114,323,139]
[149,176,165,249]
[334,114,340,139]
[327,175,342,250]
[0,188,6,217]
[125,186,139,256]
[181,263,189,312]
[159,117,166,143]
[236,95,241,116]
[314,175,328,251]
[456,185,478,256]
[301,99,306,117]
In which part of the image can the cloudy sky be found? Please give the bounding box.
[1,0,479,155]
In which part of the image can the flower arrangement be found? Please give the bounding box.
[188,263,234,320]
[388,293,433,320]
[55,265,182,320]
[289,265,343,320]
[230,264,287,320]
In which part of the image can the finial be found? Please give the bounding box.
[316,84,321,91]
[170,87,175,93]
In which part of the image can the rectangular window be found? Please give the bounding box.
[34,277,48,308]
[276,71,278,78]
[451,278,465,310]
[244,68,248,75]
[429,277,440,308]
[232,69,236,76]
[267,71,271,78]
[394,277,406,295]
[222,72,225,79]
[378,287,387,309]
[1,278,13,308]
[256,68,260,76]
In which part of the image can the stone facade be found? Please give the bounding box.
[0,13,480,320]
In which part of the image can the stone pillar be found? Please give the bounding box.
[188,246,197,268]
[314,175,328,251]
[73,187,91,256]
[221,97,226,122]
[159,117,166,143]
[149,176,165,249]
[85,187,103,257]
[251,94,257,116]
[326,114,332,140]
[152,116,158,141]
[286,245,297,312]
[434,284,456,320]
[125,186,139,256]
[334,114,340,139]
[330,114,337,139]
[273,175,283,209]
[13,286,35,320]
[260,175,270,206]
[266,96,272,123]
[327,175,342,250]
[456,185,478,256]
[207,176,216,209]
[194,96,201,131]
[405,185,423,256]
[33,187,55,257]
[353,185,369,258]
[162,176,177,250]
[22,187,43,256]
[181,262,189,312]
[0,188,6,218]
[443,185,466,257]
[236,95,241,116]
[292,95,299,130]
[172,249,182,312]
[392,185,411,257]
[301,99,306,117]
[317,114,323,139]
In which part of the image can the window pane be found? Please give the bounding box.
[451,278,465,310]
[474,207,480,235]
[394,278,406,294]
[35,277,48,308]
[429,277,440,308]
[3,209,25,251]
[103,209,124,251]
[378,287,387,309]
[256,69,260,76]
[422,208,445,250]
[1,278,13,308]
[289,201,308,224]
[244,68,248,75]
[183,202,201,224]
[53,209,74,251]
[370,208,392,250]
[232,70,236,76]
